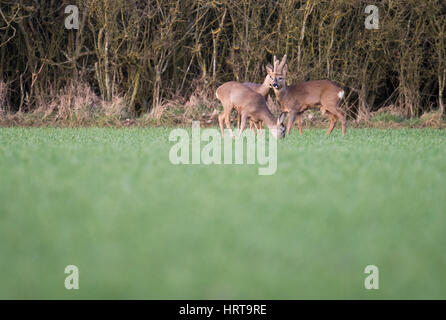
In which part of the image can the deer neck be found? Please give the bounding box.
[258,108,277,128]
[275,85,289,101]
[258,79,271,97]
[273,85,290,110]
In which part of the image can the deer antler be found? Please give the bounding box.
[278,54,287,72]
[273,55,279,72]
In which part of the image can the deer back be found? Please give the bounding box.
[216,81,276,125]
[285,80,343,109]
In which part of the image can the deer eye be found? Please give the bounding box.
[278,77,283,80]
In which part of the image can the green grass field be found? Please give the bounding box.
[0,127,445,299]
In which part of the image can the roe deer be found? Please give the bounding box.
[240,63,276,134]
[216,81,286,139]
[269,55,346,136]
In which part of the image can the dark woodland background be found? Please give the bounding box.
[0,0,445,125]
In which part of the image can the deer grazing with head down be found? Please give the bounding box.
[268,55,346,136]
[238,64,276,134]
[216,81,286,139]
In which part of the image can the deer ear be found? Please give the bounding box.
[278,112,287,125]
[266,63,273,75]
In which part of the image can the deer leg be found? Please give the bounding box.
[224,111,234,137]
[237,112,241,130]
[286,111,297,135]
[239,113,248,136]
[335,96,347,136]
[325,112,338,136]
[296,113,304,135]
[335,108,346,136]
[249,119,254,133]
[257,121,262,136]
[218,113,225,136]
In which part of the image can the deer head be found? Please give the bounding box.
[267,55,287,90]
[269,112,287,139]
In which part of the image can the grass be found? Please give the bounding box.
[0,127,445,299]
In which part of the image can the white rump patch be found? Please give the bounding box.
[338,90,344,99]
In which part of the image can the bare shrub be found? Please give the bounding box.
[146,99,182,125]
[184,78,216,108]
[420,111,445,129]
[371,105,406,119]
[34,82,99,123]
[101,96,129,119]
[0,81,8,114]
[180,77,230,126]
[145,77,218,125]
[34,81,129,124]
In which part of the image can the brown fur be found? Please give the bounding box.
[270,55,346,136]
[240,65,275,133]
[216,81,285,138]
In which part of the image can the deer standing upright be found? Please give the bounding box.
[215,81,286,139]
[269,55,346,136]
